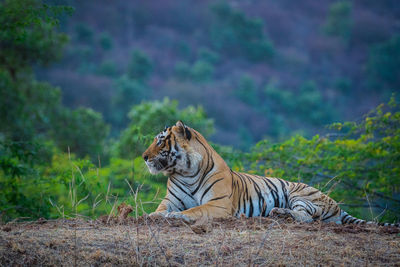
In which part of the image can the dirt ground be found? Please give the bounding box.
[1,214,399,266]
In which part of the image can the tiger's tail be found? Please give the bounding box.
[340,210,400,227]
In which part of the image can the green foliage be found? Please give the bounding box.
[51,107,110,159]
[191,60,214,82]
[240,96,400,222]
[210,2,274,62]
[99,32,113,51]
[322,1,353,42]
[44,153,165,219]
[334,77,352,94]
[127,49,153,81]
[198,48,220,64]
[263,80,336,138]
[174,60,214,83]
[234,75,258,105]
[75,23,94,44]
[116,98,214,159]
[0,71,62,141]
[174,61,192,80]
[297,81,334,124]
[367,35,400,93]
[97,59,118,77]
[111,75,151,127]
[0,0,71,78]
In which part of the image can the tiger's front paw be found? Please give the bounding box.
[165,211,195,223]
[149,211,167,218]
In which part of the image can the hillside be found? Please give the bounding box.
[40,0,400,146]
[1,216,399,266]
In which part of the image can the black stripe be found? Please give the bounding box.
[348,218,357,224]
[277,179,289,207]
[323,211,338,221]
[186,158,191,169]
[200,178,224,204]
[173,135,178,151]
[341,214,349,223]
[191,137,214,195]
[304,190,319,197]
[249,197,254,217]
[265,178,279,193]
[229,171,235,198]
[170,177,195,200]
[184,127,192,140]
[207,204,227,210]
[209,195,228,202]
[164,197,182,211]
[303,201,316,215]
[168,188,186,210]
[253,181,264,215]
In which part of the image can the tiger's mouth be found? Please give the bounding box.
[145,158,168,174]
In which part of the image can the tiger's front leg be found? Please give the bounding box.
[166,199,232,223]
[149,199,170,218]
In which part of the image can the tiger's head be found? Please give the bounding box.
[142,121,202,176]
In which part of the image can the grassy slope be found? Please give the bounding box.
[1,216,399,266]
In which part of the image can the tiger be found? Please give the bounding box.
[142,120,399,227]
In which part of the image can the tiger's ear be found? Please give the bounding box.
[175,120,192,141]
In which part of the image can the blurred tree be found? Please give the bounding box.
[174,61,192,80]
[97,59,118,77]
[198,47,220,64]
[234,75,258,105]
[51,107,110,158]
[333,77,352,94]
[174,60,214,83]
[297,81,333,124]
[115,98,214,159]
[127,49,153,81]
[111,75,150,128]
[367,35,400,93]
[322,1,353,42]
[191,60,214,83]
[0,0,71,79]
[210,2,274,62]
[99,32,113,51]
[75,23,94,44]
[0,0,72,220]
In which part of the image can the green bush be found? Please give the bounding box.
[210,2,274,62]
[0,0,71,77]
[97,59,118,77]
[191,60,214,82]
[75,23,94,44]
[99,32,113,51]
[51,107,110,159]
[234,75,258,105]
[127,49,153,81]
[322,1,353,42]
[367,35,400,93]
[111,75,151,127]
[174,61,192,80]
[198,48,220,64]
[242,96,400,222]
[174,60,214,83]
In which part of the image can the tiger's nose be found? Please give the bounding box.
[143,155,148,161]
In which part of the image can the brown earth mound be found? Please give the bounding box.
[1,214,399,266]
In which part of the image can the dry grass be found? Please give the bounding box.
[1,215,399,266]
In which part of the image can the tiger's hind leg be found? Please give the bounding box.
[271,183,342,223]
[269,206,314,223]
